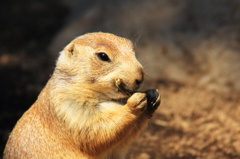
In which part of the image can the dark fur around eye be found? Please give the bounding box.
[96,53,111,62]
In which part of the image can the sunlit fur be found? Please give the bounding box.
[4,32,159,159]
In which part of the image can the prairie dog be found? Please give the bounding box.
[4,32,161,159]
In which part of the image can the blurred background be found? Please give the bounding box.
[1,0,240,158]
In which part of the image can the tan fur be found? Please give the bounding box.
[4,32,160,159]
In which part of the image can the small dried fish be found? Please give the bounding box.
[115,78,133,97]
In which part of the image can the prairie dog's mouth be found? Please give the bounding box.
[115,79,134,97]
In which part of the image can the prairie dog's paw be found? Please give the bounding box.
[126,93,147,115]
[145,89,161,118]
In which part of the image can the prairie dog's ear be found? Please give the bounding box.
[64,42,74,57]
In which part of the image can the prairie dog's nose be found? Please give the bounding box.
[135,79,143,86]
[135,68,144,89]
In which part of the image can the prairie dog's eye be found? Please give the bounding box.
[96,52,111,62]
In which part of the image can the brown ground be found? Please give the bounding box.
[129,82,240,159]
[1,0,240,159]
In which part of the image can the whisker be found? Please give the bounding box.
[134,31,142,47]
[144,72,154,80]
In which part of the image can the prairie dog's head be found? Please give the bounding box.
[55,32,144,100]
